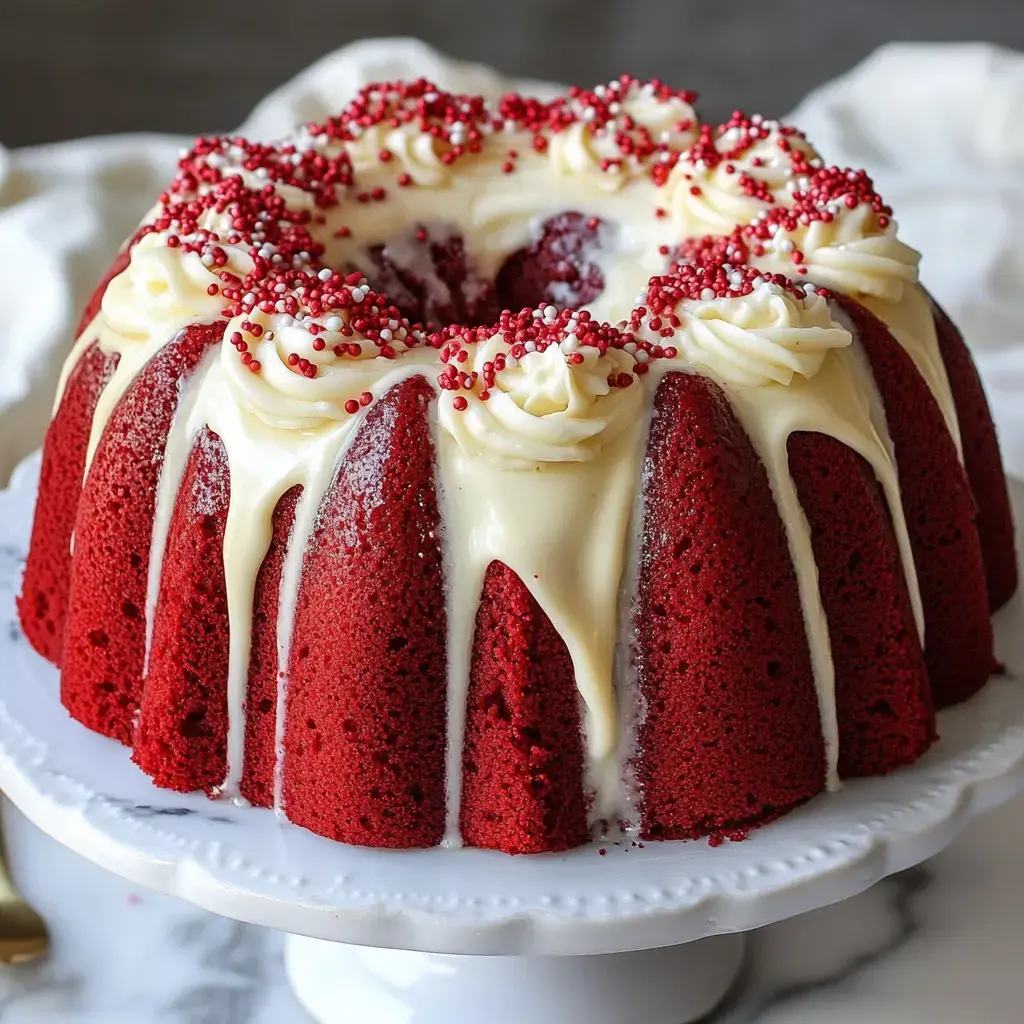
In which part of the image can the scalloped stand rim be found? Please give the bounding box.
[1,452,1024,1022]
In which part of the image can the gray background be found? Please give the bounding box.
[4,0,1024,147]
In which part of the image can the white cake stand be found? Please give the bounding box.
[2,451,1024,1024]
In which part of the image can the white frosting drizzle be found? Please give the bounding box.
[861,284,962,451]
[142,352,215,682]
[49,76,964,844]
[272,485,322,813]
[721,344,923,790]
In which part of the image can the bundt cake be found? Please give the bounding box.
[17,76,1017,854]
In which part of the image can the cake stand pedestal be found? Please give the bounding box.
[2,452,1024,1024]
[284,935,745,1024]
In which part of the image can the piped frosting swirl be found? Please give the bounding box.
[747,167,921,301]
[437,308,644,464]
[673,114,821,233]
[635,262,853,387]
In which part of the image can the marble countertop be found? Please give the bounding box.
[1,792,1021,1023]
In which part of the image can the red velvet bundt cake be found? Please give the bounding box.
[18,77,1017,854]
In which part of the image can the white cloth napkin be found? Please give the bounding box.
[1,38,1021,483]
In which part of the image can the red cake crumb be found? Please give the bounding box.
[461,561,589,854]
[18,343,119,665]
[787,433,937,776]
[60,324,221,742]
[839,297,996,708]
[134,428,231,792]
[283,377,447,848]
[930,300,1018,612]
[634,371,825,840]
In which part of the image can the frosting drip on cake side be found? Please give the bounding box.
[52,74,955,842]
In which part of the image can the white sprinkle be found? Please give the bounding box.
[524,340,537,353]
[243,292,256,305]
[380,328,393,342]
[700,287,716,301]
[325,316,344,332]
[636,349,649,363]
[505,355,519,369]
[318,268,333,281]
[201,253,215,267]
[543,304,557,319]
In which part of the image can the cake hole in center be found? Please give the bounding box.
[352,212,608,330]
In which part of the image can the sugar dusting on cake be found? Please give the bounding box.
[53,73,955,846]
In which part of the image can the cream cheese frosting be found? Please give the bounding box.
[56,73,954,843]
[754,200,921,302]
[664,277,853,387]
[673,115,821,234]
